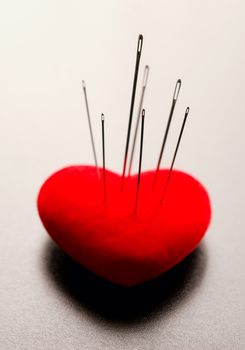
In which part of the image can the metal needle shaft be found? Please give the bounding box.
[101,113,106,202]
[82,80,100,178]
[153,79,181,188]
[128,65,149,176]
[161,107,190,203]
[134,109,145,214]
[122,34,143,189]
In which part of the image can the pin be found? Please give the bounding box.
[101,113,106,202]
[153,79,181,188]
[128,65,150,176]
[82,80,100,178]
[121,34,143,188]
[134,109,145,214]
[161,107,190,204]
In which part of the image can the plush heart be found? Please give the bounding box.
[37,165,211,286]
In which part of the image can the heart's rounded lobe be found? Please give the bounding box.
[37,166,211,286]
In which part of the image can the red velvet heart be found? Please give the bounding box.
[37,165,211,286]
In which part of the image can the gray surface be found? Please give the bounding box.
[1,1,245,349]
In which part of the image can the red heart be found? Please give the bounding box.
[37,165,211,286]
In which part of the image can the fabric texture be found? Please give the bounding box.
[37,165,211,286]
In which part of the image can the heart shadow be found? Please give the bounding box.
[42,238,207,323]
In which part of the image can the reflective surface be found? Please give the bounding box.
[43,241,207,322]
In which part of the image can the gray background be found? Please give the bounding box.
[0,0,245,349]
